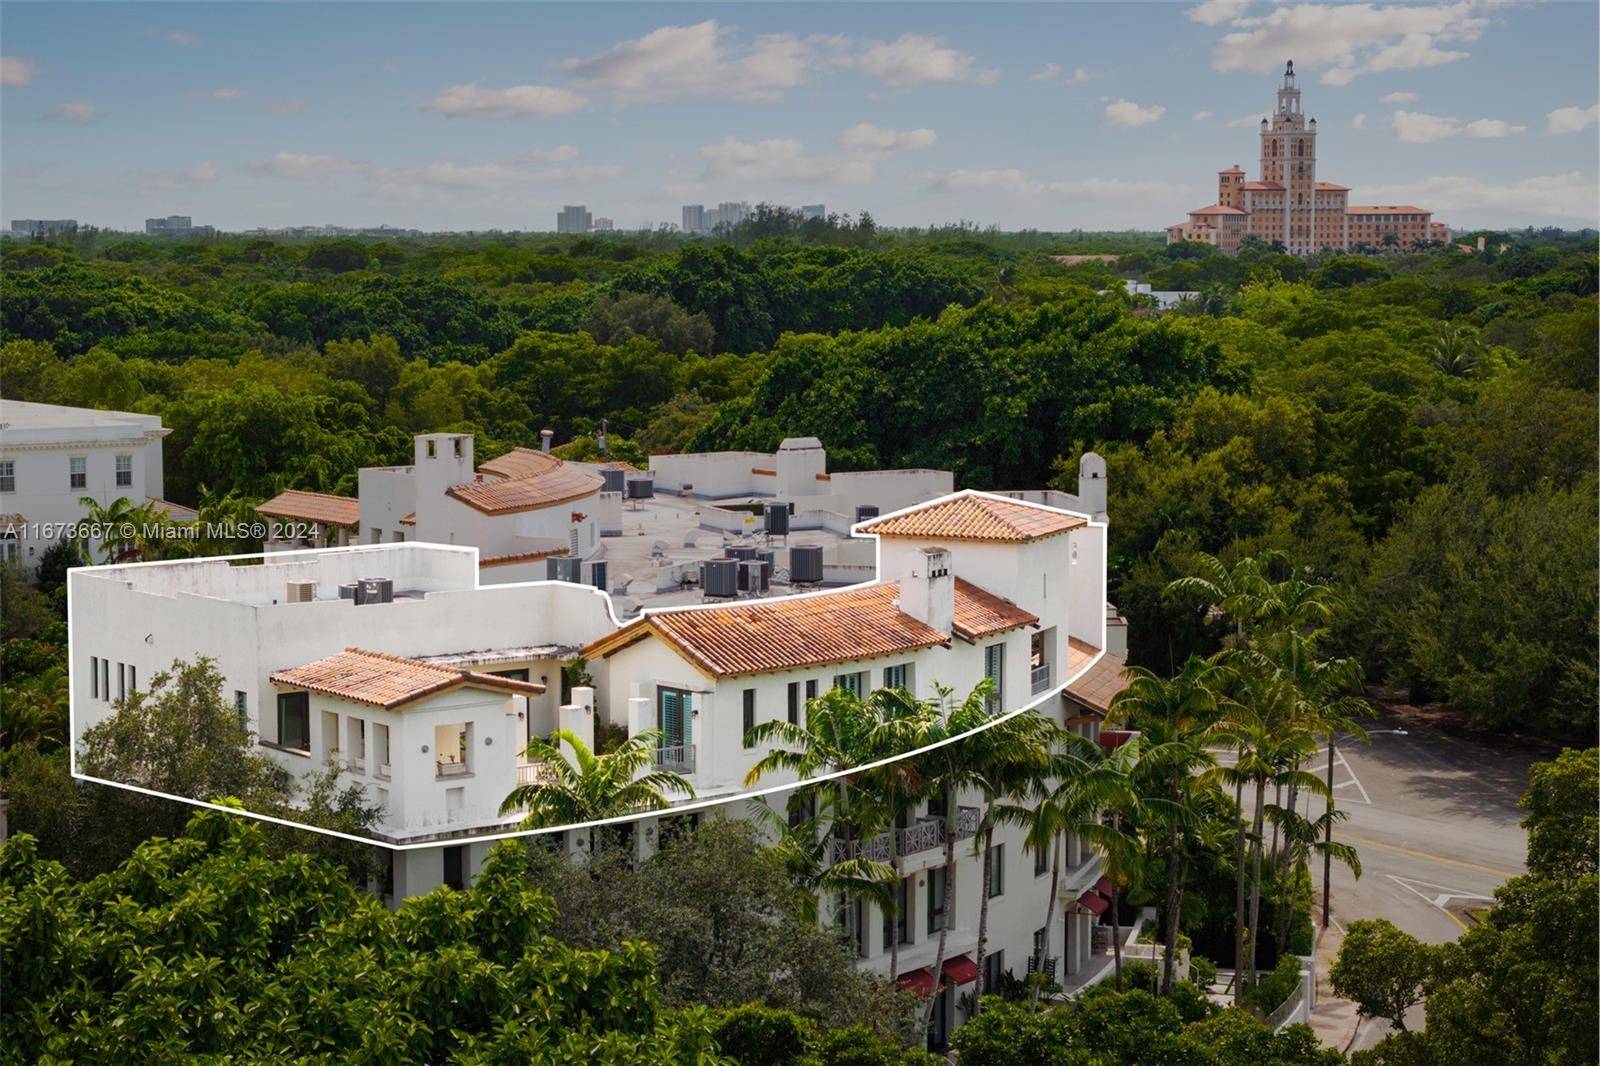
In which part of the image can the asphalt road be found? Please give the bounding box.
[1288,706,1543,1048]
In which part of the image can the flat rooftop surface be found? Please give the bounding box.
[598,494,863,614]
[0,399,158,431]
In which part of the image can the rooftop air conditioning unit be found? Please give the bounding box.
[727,544,758,561]
[625,476,655,500]
[789,544,823,584]
[357,577,394,605]
[601,468,626,495]
[338,582,360,601]
[855,505,880,524]
[738,559,770,593]
[701,558,738,598]
[764,502,790,535]
[285,580,317,604]
[582,559,608,591]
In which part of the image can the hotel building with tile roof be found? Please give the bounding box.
[73,473,1131,1040]
[1167,61,1450,255]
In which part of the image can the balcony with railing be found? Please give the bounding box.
[654,743,695,774]
[516,761,556,787]
[348,754,367,775]
[831,805,980,864]
[436,758,470,779]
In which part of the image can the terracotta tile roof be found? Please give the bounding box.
[857,493,1086,543]
[148,498,198,520]
[585,579,1034,678]
[1240,180,1283,190]
[480,548,563,568]
[1346,204,1429,214]
[257,489,361,529]
[477,447,562,480]
[447,463,603,516]
[1220,165,1245,174]
[1315,181,1350,191]
[1064,649,1128,715]
[270,648,545,709]
[953,578,1038,640]
[398,512,416,525]
[1190,204,1249,215]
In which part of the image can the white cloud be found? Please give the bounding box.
[1462,118,1526,139]
[837,122,936,151]
[1105,99,1165,126]
[1360,172,1599,224]
[699,137,879,185]
[1392,109,1525,143]
[44,100,96,124]
[1352,113,1367,128]
[423,83,588,118]
[0,57,40,86]
[187,88,248,101]
[140,161,220,193]
[1225,112,1265,128]
[1188,0,1251,26]
[518,145,581,163]
[1381,91,1419,104]
[1208,2,1485,84]
[922,168,1187,202]
[1028,63,1095,84]
[369,161,624,191]
[1547,103,1600,135]
[162,30,202,47]
[843,33,994,87]
[244,153,369,181]
[562,20,811,103]
[1192,110,1215,122]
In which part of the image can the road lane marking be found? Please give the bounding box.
[1343,834,1519,878]
[1386,875,1496,932]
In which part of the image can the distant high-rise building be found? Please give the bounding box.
[592,217,614,232]
[1167,62,1447,255]
[801,204,826,221]
[145,215,215,238]
[681,204,707,234]
[9,219,78,238]
[713,201,751,230]
[556,205,592,234]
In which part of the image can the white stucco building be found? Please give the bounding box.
[71,478,1131,1048]
[0,399,187,571]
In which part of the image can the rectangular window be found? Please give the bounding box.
[742,688,756,748]
[117,663,126,703]
[882,876,911,951]
[101,658,109,701]
[91,656,99,699]
[832,671,864,698]
[657,687,689,748]
[69,457,86,490]
[114,454,133,487]
[127,665,135,694]
[442,845,466,891]
[927,867,947,934]
[276,691,311,751]
[987,843,1005,898]
[983,950,1006,994]
[984,644,1005,712]
[883,663,909,691]
[369,528,382,544]
[235,690,248,727]
[786,681,799,726]
[1035,839,1049,876]
[0,460,13,493]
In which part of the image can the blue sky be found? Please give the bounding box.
[3,2,1596,232]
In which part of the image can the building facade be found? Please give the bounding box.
[9,219,78,238]
[0,400,185,571]
[555,205,592,234]
[1167,62,1448,254]
[70,486,1134,1047]
[145,215,216,238]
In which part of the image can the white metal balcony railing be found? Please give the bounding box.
[1031,662,1052,695]
[654,743,696,774]
[831,806,981,865]
[516,761,557,787]
[436,759,470,778]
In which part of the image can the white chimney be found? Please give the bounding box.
[540,428,555,453]
[899,547,953,636]
[1077,452,1107,522]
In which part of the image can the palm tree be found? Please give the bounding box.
[1164,550,1281,650]
[968,709,1055,1012]
[1108,656,1219,995]
[500,727,694,850]
[77,496,147,563]
[1428,323,1485,377]
[748,789,896,930]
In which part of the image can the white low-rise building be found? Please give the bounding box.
[70,483,1131,1046]
[0,399,187,571]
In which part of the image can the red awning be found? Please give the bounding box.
[942,954,979,986]
[897,967,935,997]
[1099,729,1136,750]
[1078,890,1110,915]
